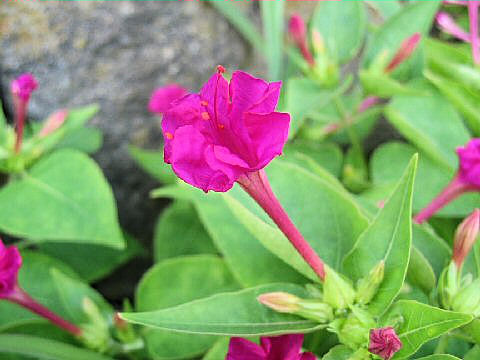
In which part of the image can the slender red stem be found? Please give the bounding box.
[469,1,480,65]
[237,170,326,281]
[13,98,27,154]
[414,175,472,224]
[5,286,82,336]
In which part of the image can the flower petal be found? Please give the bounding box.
[244,112,290,170]
[227,337,266,360]
[266,334,304,360]
[200,72,229,124]
[300,352,317,360]
[170,125,234,192]
[148,84,187,114]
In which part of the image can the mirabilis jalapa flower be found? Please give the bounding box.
[162,66,326,281]
[368,327,402,360]
[226,334,316,360]
[414,138,480,223]
[0,238,82,336]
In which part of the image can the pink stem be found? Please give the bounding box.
[5,286,82,336]
[237,170,326,281]
[414,175,472,224]
[13,98,26,154]
[469,1,480,65]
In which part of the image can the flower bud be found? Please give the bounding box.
[451,278,480,316]
[258,292,333,323]
[438,261,460,309]
[333,307,375,349]
[436,12,471,43]
[385,33,421,73]
[80,297,110,352]
[368,327,402,360]
[323,266,356,310]
[0,238,22,298]
[311,29,325,57]
[38,109,69,137]
[356,261,385,305]
[11,73,38,102]
[453,209,480,268]
[288,14,315,66]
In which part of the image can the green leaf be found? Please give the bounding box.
[385,90,470,170]
[407,246,436,295]
[203,337,230,360]
[136,255,240,359]
[381,300,473,359]
[321,345,353,360]
[38,233,143,282]
[416,356,461,360]
[208,1,263,53]
[369,141,480,217]
[359,70,425,98]
[0,149,124,248]
[344,155,417,315]
[129,145,177,184]
[412,224,450,278]
[364,1,440,76]
[55,127,103,154]
[154,201,217,263]
[311,0,366,64]
[261,0,284,81]
[0,251,80,331]
[365,0,402,21]
[62,105,99,130]
[0,334,112,360]
[122,283,323,336]
[465,345,480,360]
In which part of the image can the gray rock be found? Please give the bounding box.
[0,1,249,243]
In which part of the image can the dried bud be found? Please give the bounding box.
[39,110,69,137]
[323,266,356,310]
[356,261,385,305]
[368,327,402,360]
[258,292,300,313]
[453,209,480,268]
[385,33,421,73]
[11,73,38,102]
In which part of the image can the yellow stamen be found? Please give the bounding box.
[165,132,173,140]
[201,112,210,120]
[201,101,208,106]
[218,124,225,129]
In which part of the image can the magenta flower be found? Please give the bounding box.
[162,66,289,193]
[11,73,38,153]
[10,73,38,102]
[0,239,22,298]
[148,84,187,114]
[226,334,316,360]
[288,14,315,66]
[415,138,480,224]
[368,327,402,360]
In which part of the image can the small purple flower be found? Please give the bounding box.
[0,238,22,298]
[10,73,38,102]
[457,138,480,188]
[162,66,289,193]
[226,334,316,360]
[368,327,402,360]
[148,84,187,114]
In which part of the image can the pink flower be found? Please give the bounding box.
[10,73,38,102]
[368,327,402,360]
[162,66,290,193]
[0,239,22,298]
[148,84,187,114]
[436,12,471,43]
[288,14,315,66]
[385,33,421,73]
[457,138,480,188]
[226,334,316,360]
[453,208,480,268]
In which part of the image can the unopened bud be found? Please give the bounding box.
[453,209,480,268]
[80,297,109,352]
[323,266,356,310]
[258,292,300,313]
[288,14,315,66]
[11,73,38,102]
[368,327,402,360]
[438,261,460,309]
[336,307,375,349]
[451,278,480,316]
[385,33,421,73]
[311,29,325,56]
[356,261,385,305]
[38,109,69,137]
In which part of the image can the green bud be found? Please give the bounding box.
[329,306,375,350]
[80,297,110,353]
[258,292,333,323]
[451,278,480,316]
[356,261,385,305]
[438,261,460,309]
[324,266,356,310]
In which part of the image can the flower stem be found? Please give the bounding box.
[237,170,326,281]
[5,286,82,337]
[469,1,480,65]
[414,175,472,224]
[13,98,26,154]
